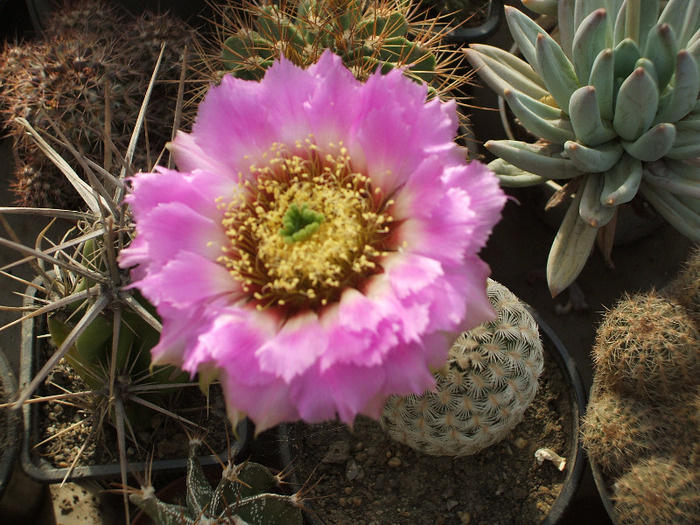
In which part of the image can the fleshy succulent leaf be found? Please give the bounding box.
[564,139,623,172]
[600,153,643,205]
[485,140,584,179]
[612,66,659,141]
[572,8,610,83]
[640,183,700,241]
[502,88,575,144]
[621,123,676,161]
[655,51,700,124]
[568,85,617,146]
[547,187,600,297]
[504,5,550,77]
[488,158,550,186]
[522,0,559,15]
[643,23,677,91]
[660,0,700,48]
[643,158,700,199]
[612,37,641,79]
[588,48,615,120]
[578,170,617,227]
[464,46,549,100]
[534,33,580,114]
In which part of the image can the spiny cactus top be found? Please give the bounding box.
[128,439,303,525]
[465,0,700,296]
[213,0,460,96]
[118,50,505,433]
[381,279,543,457]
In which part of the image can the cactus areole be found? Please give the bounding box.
[465,0,700,296]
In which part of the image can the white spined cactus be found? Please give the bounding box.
[465,0,700,296]
[380,279,544,457]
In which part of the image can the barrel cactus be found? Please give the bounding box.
[380,279,543,456]
[128,439,303,525]
[209,0,460,96]
[0,0,192,208]
[465,0,700,296]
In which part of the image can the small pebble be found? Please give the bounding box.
[387,456,402,468]
[514,437,528,449]
[446,499,458,511]
[459,511,471,524]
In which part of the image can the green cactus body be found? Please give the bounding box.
[465,0,700,295]
[613,456,700,525]
[44,227,188,429]
[380,279,543,457]
[217,0,448,90]
[592,290,700,402]
[129,440,303,525]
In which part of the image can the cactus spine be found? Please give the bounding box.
[128,439,304,525]
[613,456,700,525]
[381,279,543,456]
[0,0,193,208]
[203,0,465,98]
[592,290,700,402]
[583,248,700,524]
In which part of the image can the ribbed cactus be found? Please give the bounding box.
[613,456,700,525]
[380,279,543,456]
[210,0,459,94]
[465,0,700,295]
[592,290,700,402]
[128,439,303,525]
[0,0,192,208]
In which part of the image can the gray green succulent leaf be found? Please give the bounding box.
[466,0,700,295]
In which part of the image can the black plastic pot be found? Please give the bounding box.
[278,309,587,525]
[440,0,504,45]
[19,279,249,483]
[530,307,587,525]
[0,348,19,499]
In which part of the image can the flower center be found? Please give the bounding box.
[279,203,324,244]
[219,137,396,311]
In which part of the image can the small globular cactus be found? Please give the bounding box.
[0,0,193,208]
[613,456,700,525]
[128,439,304,525]
[581,389,668,477]
[592,290,700,403]
[380,279,543,456]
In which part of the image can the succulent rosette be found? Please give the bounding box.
[119,51,505,432]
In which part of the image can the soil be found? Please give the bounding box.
[33,339,235,473]
[284,345,574,525]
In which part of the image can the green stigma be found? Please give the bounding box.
[279,203,325,244]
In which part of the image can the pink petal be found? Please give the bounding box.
[135,252,241,309]
[256,311,328,382]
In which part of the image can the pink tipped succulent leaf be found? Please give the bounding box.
[119,51,506,433]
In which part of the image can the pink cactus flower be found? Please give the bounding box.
[119,51,506,432]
